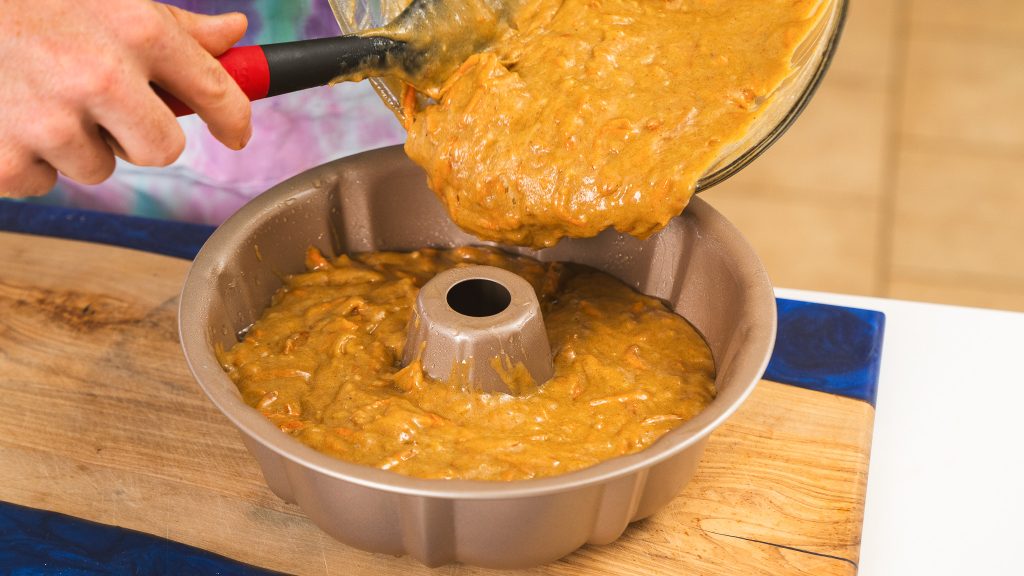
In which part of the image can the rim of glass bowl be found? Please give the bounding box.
[326,0,849,193]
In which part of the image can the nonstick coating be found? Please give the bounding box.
[178,146,777,568]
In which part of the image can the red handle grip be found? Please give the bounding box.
[160,45,271,117]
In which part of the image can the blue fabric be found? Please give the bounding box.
[766,298,885,406]
[0,501,282,576]
[0,199,215,260]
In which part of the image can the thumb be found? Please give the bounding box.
[159,4,248,56]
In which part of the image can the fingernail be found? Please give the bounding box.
[225,11,248,26]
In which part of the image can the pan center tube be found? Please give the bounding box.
[402,265,554,395]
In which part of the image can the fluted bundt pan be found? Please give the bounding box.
[178,145,776,569]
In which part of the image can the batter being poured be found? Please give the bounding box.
[400,0,825,246]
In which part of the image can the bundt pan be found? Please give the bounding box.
[178,145,777,569]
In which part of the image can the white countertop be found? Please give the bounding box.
[775,288,1024,575]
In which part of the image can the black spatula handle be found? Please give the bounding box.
[161,35,403,117]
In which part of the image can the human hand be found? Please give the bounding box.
[0,0,252,197]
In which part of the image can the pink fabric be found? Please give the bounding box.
[53,82,405,225]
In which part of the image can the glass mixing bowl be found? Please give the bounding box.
[327,0,848,192]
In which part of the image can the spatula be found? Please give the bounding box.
[160,0,516,116]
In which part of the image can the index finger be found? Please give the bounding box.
[148,22,252,149]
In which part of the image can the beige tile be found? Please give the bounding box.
[908,0,1024,43]
[827,0,902,87]
[891,145,1024,283]
[714,80,889,201]
[696,1,895,298]
[699,192,881,295]
[902,33,1024,149]
[888,272,1024,313]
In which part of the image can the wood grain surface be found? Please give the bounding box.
[0,231,872,575]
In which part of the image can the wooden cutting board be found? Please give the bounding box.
[0,231,873,575]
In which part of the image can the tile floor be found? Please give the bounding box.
[701,0,1024,312]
